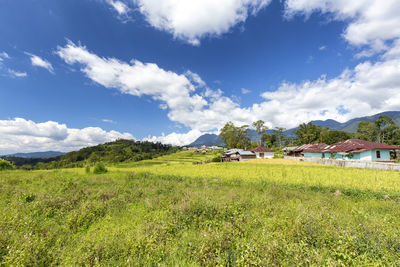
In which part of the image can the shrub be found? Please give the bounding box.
[0,159,15,171]
[93,162,108,174]
[211,155,222,162]
[85,165,91,174]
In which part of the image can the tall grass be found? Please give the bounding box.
[1,151,400,265]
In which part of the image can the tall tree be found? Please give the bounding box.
[375,115,397,143]
[252,120,268,146]
[273,127,286,147]
[295,122,322,144]
[219,122,250,149]
[356,121,378,142]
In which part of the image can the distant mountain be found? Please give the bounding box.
[3,151,65,159]
[188,111,400,146]
[188,134,223,146]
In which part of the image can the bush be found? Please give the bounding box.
[0,159,15,171]
[211,155,222,162]
[85,165,91,174]
[93,162,108,174]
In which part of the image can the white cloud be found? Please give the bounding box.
[134,0,271,45]
[8,69,27,78]
[57,41,261,132]
[319,45,327,51]
[107,0,130,15]
[57,40,400,144]
[241,88,251,94]
[0,118,134,154]
[102,119,116,123]
[0,52,9,61]
[25,53,54,73]
[284,0,400,55]
[144,129,213,146]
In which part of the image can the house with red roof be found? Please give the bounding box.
[304,139,399,161]
[248,147,275,159]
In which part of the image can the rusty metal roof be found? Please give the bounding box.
[293,143,328,152]
[249,147,275,152]
[309,139,398,153]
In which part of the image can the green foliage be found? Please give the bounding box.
[0,159,14,171]
[273,127,286,147]
[93,162,107,174]
[357,121,378,142]
[322,130,354,145]
[85,166,91,174]
[295,122,322,144]
[210,154,222,162]
[329,152,337,159]
[29,139,177,169]
[219,122,250,149]
[252,120,268,146]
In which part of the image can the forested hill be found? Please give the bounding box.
[57,139,176,166]
[7,139,177,168]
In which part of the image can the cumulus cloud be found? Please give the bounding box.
[25,52,54,73]
[144,129,215,146]
[134,0,271,45]
[56,41,257,132]
[0,118,134,154]
[8,69,27,78]
[57,40,400,139]
[284,0,400,55]
[107,0,130,15]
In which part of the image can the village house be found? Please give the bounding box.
[288,143,328,157]
[222,149,256,162]
[249,147,275,159]
[303,139,399,161]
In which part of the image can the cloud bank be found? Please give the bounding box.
[0,118,134,154]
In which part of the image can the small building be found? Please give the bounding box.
[289,144,328,157]
[283,146,297,156]
[222,149,256,162]
[249,147,275,159]
[304,139,399,161]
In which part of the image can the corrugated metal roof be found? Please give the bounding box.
[294,143,328,152]
[249,147,275,152]
[238,151,255,156]
[309,139,399,153]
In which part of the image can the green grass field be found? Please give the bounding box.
[1,151,400,265]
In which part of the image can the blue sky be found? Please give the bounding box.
[0,0,399,153]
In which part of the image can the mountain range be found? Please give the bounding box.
[188,111,400,146]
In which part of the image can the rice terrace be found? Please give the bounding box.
[2,150,400,265]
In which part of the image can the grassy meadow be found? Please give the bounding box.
[1,151,400,265]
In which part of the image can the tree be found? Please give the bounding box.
[322,130,353,145]
[273,127,286,147]
[356,121,377,142]
[219,122,251,149]
[294,122,322,144]
[375,115,400,144]
[375,115,396,143]
[0,159,15,171]
[252,120,268,146]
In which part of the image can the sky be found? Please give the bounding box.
[0,0,400,153]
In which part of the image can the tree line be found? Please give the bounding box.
[219,115,400,149]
